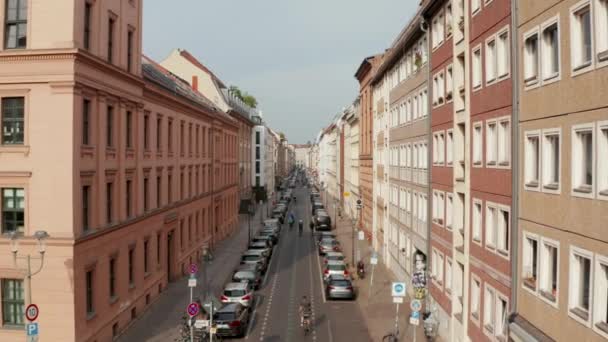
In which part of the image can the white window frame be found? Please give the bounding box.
[446,129,454,166]
[497,117,511,168]
[445,256,453,293]
[540,16,562,84]
[433,190,445,226]
[446,64,454,102]
[446,192,453,230]
[485,36,497,85]
[495,205,510,259]
[472,44,483,90]
[486,119,498,167]
[570,0,595,76]
[473,122,483,167]
[485,203,497,250]
[593,253,608,338]
[483,284,496,335]
[472,0,481,16]
[496,26,511,81]
[421,88,428,117]
[495,292,509,339]
[472,198,482,244]
[522,231,540,295]
[571,122,596,199]
[541,127,562,194]
[568,245,593,327]
[470,275,482,325]
[524,130,541,191]
[446,2,453,39]
[523,28,541,89]
[539,237,560,308]
[596,0,608,68]
[438,71,446,105]
[597,120,608,200]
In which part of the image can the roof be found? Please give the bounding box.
[178,49,226,88]
[354,53,385,80]
[141,55,235,123]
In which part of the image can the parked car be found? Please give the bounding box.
[317,232,337,243]
[248,241,272,258]
[314,214,332,231]
[323,251,345,265]
[240,251,268,273]
[252,235,275,248]
[312,201,324,215]
[325,274,355,300]
[318,238,341,256]
[233,270,262,289]
[236,263,263,274]
[258,229,279,244]
[323,260,349,282]
[220,282,254,308]
[271,208,285,224]
[264,219,281,231]
[213,303,250,338]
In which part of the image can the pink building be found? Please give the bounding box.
[0,1,239,341]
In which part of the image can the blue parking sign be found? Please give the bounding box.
[27,323,38,336]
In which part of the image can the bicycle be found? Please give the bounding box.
[302,316,311,336]
[382,331,399,342]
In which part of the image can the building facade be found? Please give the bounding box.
[355,55,384,244]
[342,102,361,221]
[252,121,276,203]
[510,0,608,340]
[293,144,311,169]
[0,1,239,341]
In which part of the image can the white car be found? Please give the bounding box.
[323,260,349,282]
[221,282,254,308]
[323,252,345,265]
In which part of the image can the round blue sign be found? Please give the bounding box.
[395,284,404,292]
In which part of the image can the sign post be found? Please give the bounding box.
[188,264,198,304]
[26,322,39,342]
[392,282,407,339]
[187,302,199,342]
[368,251,378,299]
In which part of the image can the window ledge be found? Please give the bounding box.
[523,278,537,291]
[599,189,608,197]
[573,186,592,194]
[570,307,589,321]
[0,145,30,155]
[0,324,25,330]
[598,50,608,63]
[543,73,559,82]
[129,283,135,291]
[487,161,496,166]
[497,249,509,257]
[526,181,539,188]
[573,61,592,72]
[473,161,482,166]
[596,322,608,334]
[110,295,119,304]
[144,272,151,279]
[539,290,556,302]
[498,161,510,167]
[543,183,559,190]
[471,311,479,320]
[525,75,538,84]
[484,324,495,334]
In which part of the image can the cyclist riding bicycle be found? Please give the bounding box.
[298,220,303,235]
[288,212,295,228]
[299,295,312,327]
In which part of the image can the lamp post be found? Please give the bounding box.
[355,199,362,265]
[247,203,254,245]
[9,230,50,306]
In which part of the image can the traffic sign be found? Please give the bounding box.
[358,230,365,240]
[25,304,39,322]
[392,297,404,304]
[188,277,197,288]
[194,320,209,329]
[370,256,378,265]
[392,282,407,297]
[187,302,200,317]
[27,322,38,336]
[410,317,420,326]
[210,327,217,334]
[189,263,198,274]
[410,299,422,312]
[343,192,350,197]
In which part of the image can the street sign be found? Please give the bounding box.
[392,297,404,304]
[27,323,39,336]
[392,282,407,297]
[412,271,426,288]
[188,277,197,288]
[210,327,217,334]
[358,230,365,240]
[25,304,39,322]
[189,263,198,274]
[187,302,199,317]
[410,317,420,326]
[410,299,422,312]
[370,256,378,265]
[194,320,209,329]
[343,191,350,197]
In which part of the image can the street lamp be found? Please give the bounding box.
[355,199,362,264]
[247,203,254,245]
[9,230,50,305]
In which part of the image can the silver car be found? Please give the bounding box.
[221,282,254,308]
[318,238,341,255]
[323,251,345,265]
[325,275,355,300]
[248,241,272,258]
[323,260,349,281]
[233,270,262,289]
[241,251,268,272]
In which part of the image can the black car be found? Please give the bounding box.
[315,215,332,231]
[272,209,285,224]
[312,202,324,215]
[213,303,250,338]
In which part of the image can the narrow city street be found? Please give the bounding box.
[118,185,371,341]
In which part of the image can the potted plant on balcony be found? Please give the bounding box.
[414,52,423,70]
[458,16,465,31]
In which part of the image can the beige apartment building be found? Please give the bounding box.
[0,1,239,341]
[379,12,431,286]
[510,0,608,341]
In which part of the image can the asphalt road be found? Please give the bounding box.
[243,185,371,342]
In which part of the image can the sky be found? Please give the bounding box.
[143,0,418,144]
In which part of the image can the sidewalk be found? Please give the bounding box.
[118,206,266,342]
[326,200,428,342]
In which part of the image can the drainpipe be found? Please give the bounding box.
[510,0,520,320]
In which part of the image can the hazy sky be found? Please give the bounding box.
[143,0,418,144]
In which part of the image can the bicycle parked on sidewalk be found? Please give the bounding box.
[382,330,399,342]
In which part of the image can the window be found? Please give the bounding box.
[128,247,135,287]
[525,131,540,188]
[497,119,510,166]
[542,21,560,80]
[433,191,445,226]
[497,29,510,79]
[156,176,161,207]
[1,97,24,145]
[4,0,27,49]
[439,131,445,165]
[84,2,92,50]
[472,200,482,242]
[446,65,453,100]
[82,99,90,145]
[255,131,260,145]
[109,257,116,298]
[445,258,453,292]
[593,255,608,336]
[446,193,453,229]
[438,72,445,103]
[471,278,481,320]
[472,0,480,14]
[524,32,540,85]
[495,295,508,338]
[486,38,497,83]
[523,233,539,291]
[473,123,482,165]
[599,122,608,197]
[167,120,173,152]
[446,4,453,38]
[597,0,608,59]
[485,205,497,248]
[1,188,24,233]
[156,117,162,150]
[540,238,559,304]
[571,2,593,71]
[437,252,444,285]
[108,16,115,63]
[82,186,90,232]
[143,113,149,150]
[496,208,509,255]
[569,247,592,322]
[542,129,561,191]
[180,122,185,154]
[484,286,496,333]
[486,121,497,165]
[106,182,113,224]
[572,123,594,195]
[86,270,94,315]
[144,239,149,274]
[126,111,133,149]
[446,129,454,165]
[156,232,162,265]
[127,29,134,72]
[473,46,482,89]
[421,89,428,117]
[1,279,24,326]
[106,106,114,148]
[167,174,172,203]
[143,177,149,212]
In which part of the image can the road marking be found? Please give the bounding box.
[327,318,334,342]
[315,248,327,303]
[245,297,259,339]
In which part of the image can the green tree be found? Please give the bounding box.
[229,85,258,108]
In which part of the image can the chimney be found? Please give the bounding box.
[192,75,199,91]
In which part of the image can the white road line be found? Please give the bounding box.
[245,297,259,339]
[315,249,327,303]
[327,318,334,342]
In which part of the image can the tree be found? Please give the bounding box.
[229,85,258,108]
